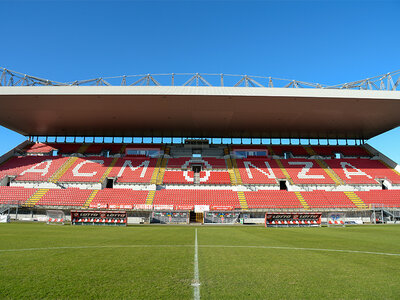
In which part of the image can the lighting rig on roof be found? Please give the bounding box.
[1,67,399,90]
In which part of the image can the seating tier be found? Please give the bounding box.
[153,189,240,208]
[300,191,356,208]
[59,157,115,183]
[244,191,303,208]
[166,157,227,169]
[236,158,285,184]
[163,170,195,184]
[0,186,37,204]
[281,159,335,185]
[356,190,400,207]
[108,158,158,183]
[37,188,92,206]
[324,159,400,184]
[270,145,309,157]
[91,189,149,207]
[199,171,231,184]
[0,156,69,182]
[311,146,371,157]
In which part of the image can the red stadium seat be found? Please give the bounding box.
[236,158,285,184]
[58,157,115,183]
[0,156,69,182]
[36,188,92,207]
[108,157,158,183]
[280,159,335,185]
[0,186,37,205]
[153,189,240,208]
[244,191,303,208]
[324,159,400,184]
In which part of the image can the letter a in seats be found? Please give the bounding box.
[20,160,53,176]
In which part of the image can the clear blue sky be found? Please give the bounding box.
[1,0,399,163]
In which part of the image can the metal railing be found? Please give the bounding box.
[1,67,399,90]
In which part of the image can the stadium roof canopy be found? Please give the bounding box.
[0,86,399,140]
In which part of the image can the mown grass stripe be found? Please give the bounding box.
[1,244,399,257]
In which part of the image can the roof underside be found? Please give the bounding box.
[0,86,399,140]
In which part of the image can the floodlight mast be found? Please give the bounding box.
[1,67,399,90]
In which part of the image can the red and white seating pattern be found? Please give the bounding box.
[244,191,303,208]
[37,188,92,207]
[281,159,335,185]
[166,157,193,168]
[199,171,231,184]
[236,159,285,184]
[0,156,69,182]
[324,159,400,184]
[108,158,158,183]
[58,157,115,182]
[163,170,195,184]
[153,189,240,208]
[166,157,226,169]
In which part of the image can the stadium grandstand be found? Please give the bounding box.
[1,67,400,224]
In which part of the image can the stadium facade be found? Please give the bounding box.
[0,67,400,224]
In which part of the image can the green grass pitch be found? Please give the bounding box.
[1,223,400,299]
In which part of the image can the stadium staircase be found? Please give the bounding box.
[344,191,368,209]
[237,191,248,210]
[150,157,163,184]
[49,157,78,183]
[145,190,156,205]
[294,192,310,210]
[231,158,243,185]
[49,144,89,183]
[100,157,119,183]
[120,144,127,154]
[226,158,238,185]
[267,146,294,184]
[77,144,90,154]
[274,159,294,185]
[155,157,168,185]
[194,173,200,185]
[304,146,343,185]
[82,190,99,208]
[24,188,49,207]
[223,148,229,156]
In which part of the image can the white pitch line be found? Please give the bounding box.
[0,244,399,257]
[192,228,201,300]
[0,245,192,253]
[199,245,400,257]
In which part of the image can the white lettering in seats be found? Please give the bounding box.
[288,161,325,179]
[73,160,104,177]
[117,160,149,178]
[244,161,276,179]
[20,160,53,176]
[340,162,372,179]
